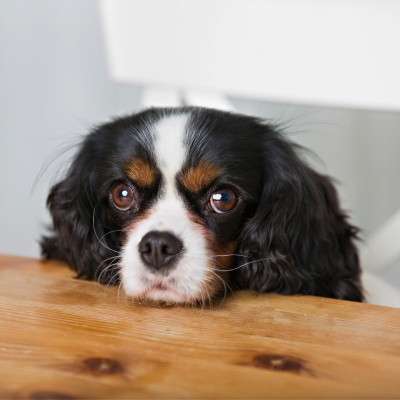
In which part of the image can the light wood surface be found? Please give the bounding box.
[1,254,400,399]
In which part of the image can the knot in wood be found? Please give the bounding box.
[253,354,303,372]
[82,357,124,375]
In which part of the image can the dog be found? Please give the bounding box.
[41,107,363,305]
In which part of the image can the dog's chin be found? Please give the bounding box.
[125,281,202,305]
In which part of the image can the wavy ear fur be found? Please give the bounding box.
[40,139,120,284]
[234,134,363,301]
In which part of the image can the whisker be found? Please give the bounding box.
[102,261,121,293]
[117,272,127,305]
[99,229,123,243]
[106,269,121,288]
[200,281,213,310]
[198,283,207,313]
[211,270,235,304]
[97,258,120,284]
[92,206,120,254]
[212,254,250,258]
[95,255,120,282]
[210,271,227,305]
[214,257,272,272]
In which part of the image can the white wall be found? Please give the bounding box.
[0,0,399,287]
[0,0,142,257]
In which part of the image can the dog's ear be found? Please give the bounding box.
[40,143,120,283]
[234,135,363,301]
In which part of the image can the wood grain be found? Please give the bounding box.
[1,254,400,399]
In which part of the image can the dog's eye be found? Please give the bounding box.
[210,189,237,213]
[110,184,134,211]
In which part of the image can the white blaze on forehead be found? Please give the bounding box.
[153,114,189,196]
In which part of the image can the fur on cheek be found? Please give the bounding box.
[188,213,238,299]
[119,208,155,282]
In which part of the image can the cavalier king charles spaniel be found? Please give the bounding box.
[41,107,363,304]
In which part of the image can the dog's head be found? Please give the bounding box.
[42,107,363,304]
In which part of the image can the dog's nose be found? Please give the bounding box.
[138,231,183,272]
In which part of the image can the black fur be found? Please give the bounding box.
[41,107,363,301]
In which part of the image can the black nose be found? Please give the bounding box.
[138,231,183,273]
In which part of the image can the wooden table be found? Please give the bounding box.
[1,254,400,399]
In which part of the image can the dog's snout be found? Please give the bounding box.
[138,231,183,273]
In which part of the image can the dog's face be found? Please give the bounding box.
[97,110,262,303]
[42,107,364,304]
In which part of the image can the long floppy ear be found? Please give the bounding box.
[234,134,363,301]
[40,143,120,284]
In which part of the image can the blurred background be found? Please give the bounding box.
[1,0,399,291]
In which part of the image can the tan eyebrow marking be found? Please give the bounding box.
[125,158,157,187]
[180,162,220,193]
